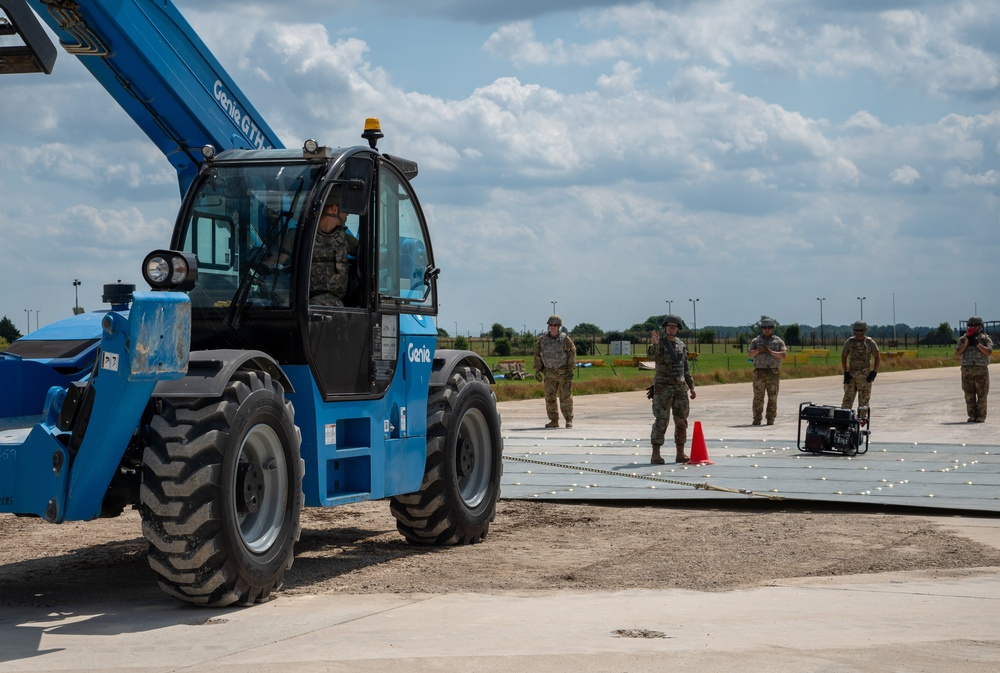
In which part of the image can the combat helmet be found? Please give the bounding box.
[852,320,867,331]
[547,315,563,327]
[760,318,776,328]
[968,316,984,327]
[662,314,683,327]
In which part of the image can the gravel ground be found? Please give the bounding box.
[3,497,1000,608]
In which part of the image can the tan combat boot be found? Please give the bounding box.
[675,443,690,463]
[650,444,665,465]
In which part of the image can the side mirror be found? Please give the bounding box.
[339,156,373,215]
[421,265,440,301]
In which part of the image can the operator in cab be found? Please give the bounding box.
[310,188,359,307]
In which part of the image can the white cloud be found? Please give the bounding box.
[0,140,176,203]
[842,111,882,133]
[823,156,861,188]
[2,0,998,331]
[68,205,164,244]
[943,167,1000,188]
[596,61,642,94]
[890,165,921,185]
[483,21,568,67]
[875,8,1000,96]
[528,1,1000,101]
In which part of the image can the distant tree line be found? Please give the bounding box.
[0,312,964,357]
[0,315,22,350]
[433,316,967,354]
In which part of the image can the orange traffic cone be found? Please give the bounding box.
[686,421,713,465]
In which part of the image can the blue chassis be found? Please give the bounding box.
[0,301,437,522]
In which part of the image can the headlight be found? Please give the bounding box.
[142,250,198,291]
[170,256,190,284]
[145,256,171,284]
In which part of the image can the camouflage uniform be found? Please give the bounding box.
[958,327,993,422]
[841,335,879,414]
[310,226,357,307]
[534,331,576,425]
[648,337,694,451]
[749,332,786,424]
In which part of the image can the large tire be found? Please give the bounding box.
[139,370,304,606]
[390,365,503,545]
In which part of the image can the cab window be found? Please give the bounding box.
[377,167,434,309]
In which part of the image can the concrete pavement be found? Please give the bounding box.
[3,572,1000,672]
[498,364,999,446]
[1,366,998,672]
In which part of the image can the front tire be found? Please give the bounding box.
[390,365,503,545]
[140,370,304,606]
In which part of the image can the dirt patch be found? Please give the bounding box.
[3,499,999,608]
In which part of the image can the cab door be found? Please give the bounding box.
[369,159,436,389]
[305,154,435,400]
[374,161,436,317]
[306,155,376,398]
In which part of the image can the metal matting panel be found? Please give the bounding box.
[500,433,1000,512]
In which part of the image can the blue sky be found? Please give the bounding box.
[2,0,998,337]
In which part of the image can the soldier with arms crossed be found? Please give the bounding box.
[748,317,786,425]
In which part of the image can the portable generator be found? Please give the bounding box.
[796,402,870,456]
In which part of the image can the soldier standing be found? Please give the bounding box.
[748,317,787,425]
[533,315,576,428]
[841,320,880,417]
[956,316,993,422]
[648,315,696,464]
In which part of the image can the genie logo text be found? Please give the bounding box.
[214,80,271,150]
[407,343,432,364]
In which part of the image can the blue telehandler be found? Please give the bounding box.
[0,0,503,607]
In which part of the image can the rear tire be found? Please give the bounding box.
[390,365,503,545]
[140,370,303,606]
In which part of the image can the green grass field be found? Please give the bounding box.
[456,342,990,403]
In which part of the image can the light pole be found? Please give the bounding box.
[551,301,557,316]
[35,310,40,331]
[665,299,673,314]
[688,298,699,352]
[24,309,32,334]
[892,292,897,344]
[857,296,866,321]
[479,322,484,337]
[453,321,458,339]
[816,297,825,346]
[73,279,82,314]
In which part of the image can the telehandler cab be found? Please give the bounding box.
[0,0,503,607]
